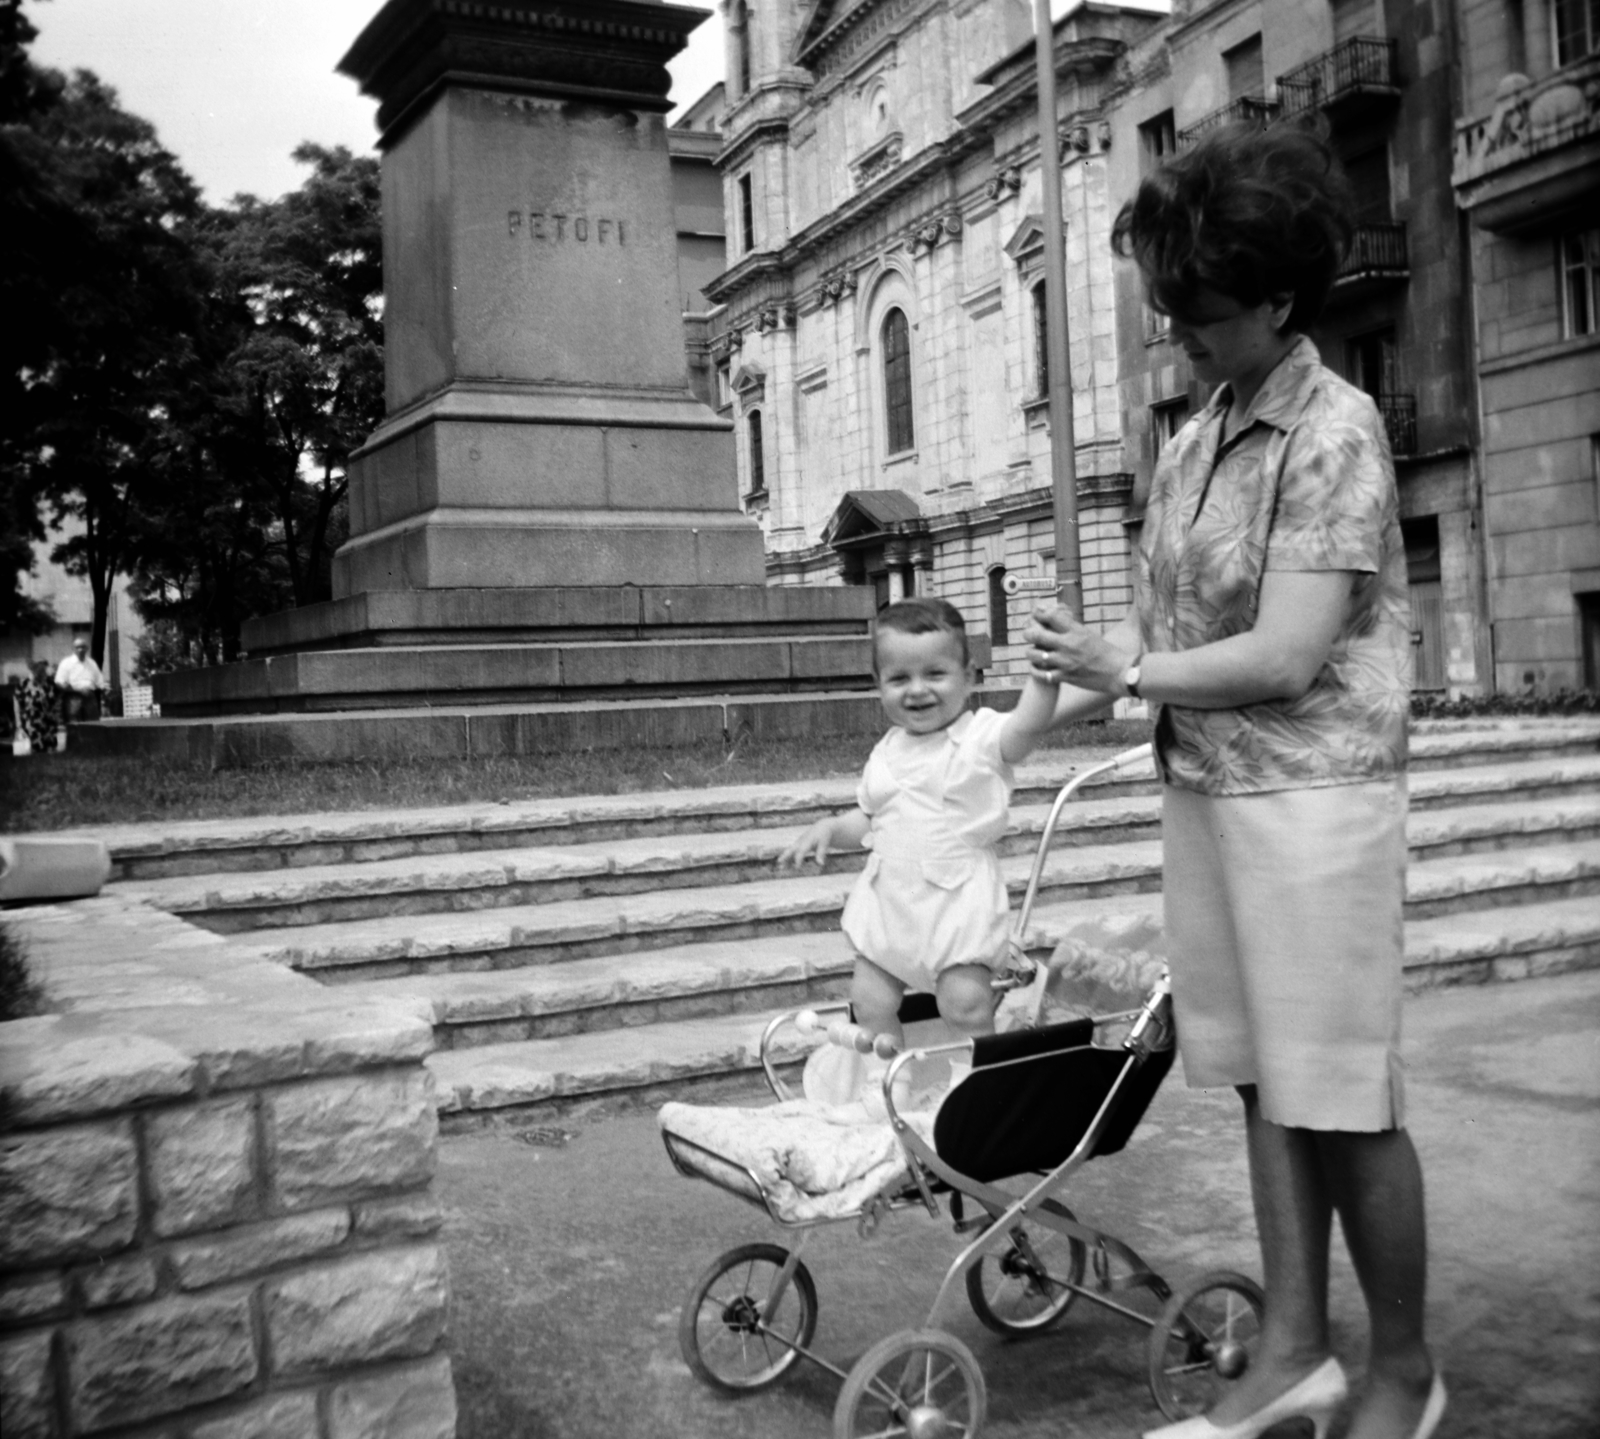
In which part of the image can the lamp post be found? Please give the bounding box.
[1032,0,1082,619]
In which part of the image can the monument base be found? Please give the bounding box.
[146,584,886,725]
[335,385,770,594]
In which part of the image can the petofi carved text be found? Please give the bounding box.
[507,211,627,245]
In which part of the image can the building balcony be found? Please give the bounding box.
[1277,36,1401,125]
[1176,95,1279,148]
[1453,52,1600,234]
[1330,221,1410,301]
[1376,393,1417,457]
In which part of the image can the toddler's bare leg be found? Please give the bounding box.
[935,964,997,1040]
[850,956,907,1047]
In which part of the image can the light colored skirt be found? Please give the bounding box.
[1162,778,1408,1132]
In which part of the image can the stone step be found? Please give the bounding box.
[425,893,1600,1124]
[134,792,1169,931]
[76,720,1600,881]
[141,792,1600,936]
[353,892,1157,1050]
[246,840,1166,978]
[242,834,1600,981]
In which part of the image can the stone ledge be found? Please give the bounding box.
[0,894,456,1437]
[0,897,433,1126]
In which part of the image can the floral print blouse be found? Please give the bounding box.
[1134,335,1412,796]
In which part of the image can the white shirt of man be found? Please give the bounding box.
[55,647,106,694]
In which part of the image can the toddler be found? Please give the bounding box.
[778,597,1060,1111]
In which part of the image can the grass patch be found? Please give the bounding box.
[0,718,1152,832]
[0,925,49,1021]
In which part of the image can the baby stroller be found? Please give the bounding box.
[659,743,1265,1438]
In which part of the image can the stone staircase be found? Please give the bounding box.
[97,719,1600,1128]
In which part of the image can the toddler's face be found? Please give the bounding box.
[874,627,972,735]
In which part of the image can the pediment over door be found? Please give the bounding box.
[821,488,923,548]
[1004,214,1046,267]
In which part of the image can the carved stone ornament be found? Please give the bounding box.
[941,212,963,238]
[1097,121,1112,150]
[851,130,905,191]
[1058,122,1091,153]
[984,164,1023,201]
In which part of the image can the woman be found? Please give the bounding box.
[1025,124,1443,1439]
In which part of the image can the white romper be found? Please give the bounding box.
[840,708,1016,993]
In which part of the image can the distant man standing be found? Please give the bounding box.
[55,638,107,723]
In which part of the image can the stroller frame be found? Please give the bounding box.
[662,745,1266,1438]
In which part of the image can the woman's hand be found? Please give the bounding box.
[1024,605,1137,694]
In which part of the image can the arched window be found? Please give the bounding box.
[988,567,1010,648]
[747,410,765,496]
[881,307,914,455]
[1031,283,1050,399]
[734,1,752,95]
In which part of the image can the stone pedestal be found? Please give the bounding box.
[335,0,765,592]
[119,0,879,760]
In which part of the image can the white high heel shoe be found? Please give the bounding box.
[1142,1356,1349,1439]
[1409,1372,1446,1439]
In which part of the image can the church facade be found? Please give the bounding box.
[705,0,1165,679]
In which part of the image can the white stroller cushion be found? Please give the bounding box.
[659,1097,937,1223]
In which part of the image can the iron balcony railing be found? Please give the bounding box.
[1175,95,1279,148]
[1376,393,1416,457]
[1277,36,1400,116]
[1337,221,1409,281]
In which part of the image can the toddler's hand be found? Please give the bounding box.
[777,819,834,870]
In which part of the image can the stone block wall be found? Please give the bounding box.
[0,898,454,1439]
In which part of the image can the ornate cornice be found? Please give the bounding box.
[338,0,708,144]
[799,0,933,80]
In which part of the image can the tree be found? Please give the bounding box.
[6,51,207,666]
[214,144,383,608]
[0,0,70,632]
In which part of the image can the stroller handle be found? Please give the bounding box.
[1013,742,1154,941]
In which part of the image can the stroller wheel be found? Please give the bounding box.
[964,1199,1087,1337]
[680,1242,818,1394]
[834,1328,987,1439]
[1147,1270,1266,1421]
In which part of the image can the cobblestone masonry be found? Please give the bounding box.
[0,897,455,1439]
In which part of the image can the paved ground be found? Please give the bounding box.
[435,970,1600,1439]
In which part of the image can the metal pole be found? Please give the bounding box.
[1032,0,1082,619]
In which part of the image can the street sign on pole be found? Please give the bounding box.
[1032,0,1082,620]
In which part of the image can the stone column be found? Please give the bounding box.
[884,540,909,603]
[334,0,766,594]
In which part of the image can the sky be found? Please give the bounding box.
[23,0,1166,207]
[23,0,728,204]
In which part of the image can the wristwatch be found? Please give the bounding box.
[1122,660,1143,699]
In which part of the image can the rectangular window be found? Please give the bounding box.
[1138,109,1176,174]
[1581,592,1600,689]
[1560,228,1600,338]
[1346,327,1399,399]
[739,173,755,254]
[1151,397,1190,452]
[1555,0,1600,67]
[1343,147,1392,224]
[1223,34,1265,101]
[1031,284,1050,398]
[747,410,765,495]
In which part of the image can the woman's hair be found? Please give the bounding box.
[1111,122,1355,334]
[872,596,970,670]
